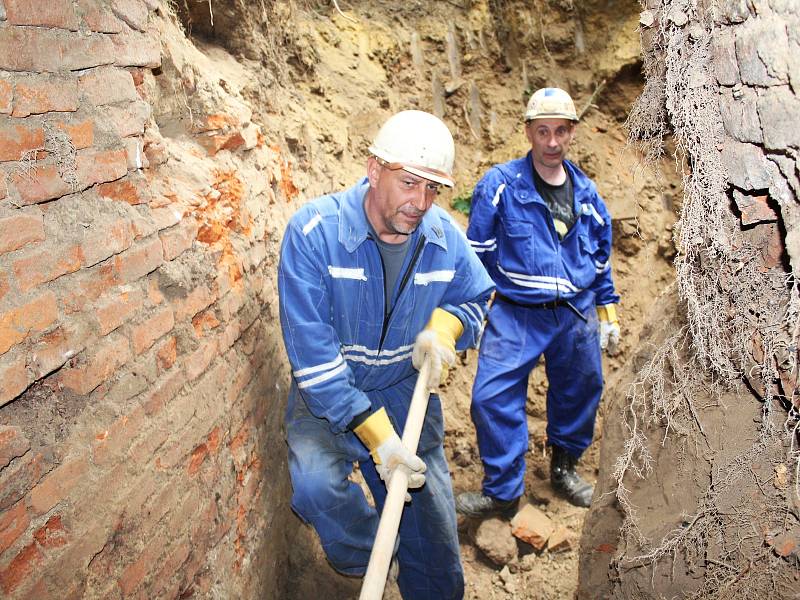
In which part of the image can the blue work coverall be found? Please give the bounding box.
[466,154,619,502]
[278,178,494,599]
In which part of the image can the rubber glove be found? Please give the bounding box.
[354,407,427,494]
[411,308,464,391]
[597,304,621,356]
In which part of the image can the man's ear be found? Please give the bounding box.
[367,157,381,187]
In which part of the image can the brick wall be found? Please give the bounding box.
[0,1,295,598]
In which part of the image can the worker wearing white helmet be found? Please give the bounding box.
[278,110,494,599]
[457,87,621,517]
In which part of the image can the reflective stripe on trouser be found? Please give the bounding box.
[470,294,603,501]
[286,381,464,600]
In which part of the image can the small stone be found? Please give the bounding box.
[474,517,518,566]
[639,10,655,27]
[774,464,788,489]
[667,7,688,27]
[444,79,464,96]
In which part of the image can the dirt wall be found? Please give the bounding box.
[579,2,800,598]
[0,2,296,598]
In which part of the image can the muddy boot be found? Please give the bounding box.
[550,446,593,508]
[455,491,519,519]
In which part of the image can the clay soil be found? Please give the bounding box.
[170,1,682,597]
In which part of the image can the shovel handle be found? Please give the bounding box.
[358,357,433,600]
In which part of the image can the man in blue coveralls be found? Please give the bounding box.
[278,110,494,599]
[455,88,621,516]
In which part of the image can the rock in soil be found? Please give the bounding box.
[473,517,518,566]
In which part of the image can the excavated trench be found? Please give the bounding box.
[0,1,796,599]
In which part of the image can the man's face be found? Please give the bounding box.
[365,157,440,240]
[525,118,575,171]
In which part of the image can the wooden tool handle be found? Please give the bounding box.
[358,357,433,600]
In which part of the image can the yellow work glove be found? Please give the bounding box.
[597,304,621,356]
[353,407,427,494]
[411,308,464,391]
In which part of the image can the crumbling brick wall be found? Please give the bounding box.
[0,1,295,598]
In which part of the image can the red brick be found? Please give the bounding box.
[61,263,119,313]
[58,333,132,395]
[187,443,208,475]
[93,404,145,465]
[111,0,149,32]
[29,457,88,515]
[0,80,11,115]
[114,236,162,283]
[185,339,218,382]
[0,502,29,555]
[10,164,72,206]
[192,311,220,338]
[151,206,183,231]
[81,218,135,268]
[0,542,43,595]
[159,218,198,261]
[76,147,127,188]
[0,209,44,254]
[0,291,58,355]
[13,244,83,292]
[130,305,174,355]
[77,0,125,33]
[510,504,554,550]
[197,131,246,156]
[155,335,177,373]
[174,284,216,322]
[112,29,161,68]
[0,450,52,511]
[27,320,92,379]
[93,288,143,335]
[97,178,144,205]
[5,0,80,30]
[140,368,186,417]
[219,317,241,351]
[118,536,162,596]
[55,118,94,150]
[0,120,44,162]
[33,514,68,549]
[12,75,79,118]
[152,542,190,597]
[0,28,115,73]
[97,101,150,139]
[0,426,30,470]
[79,66,138,106]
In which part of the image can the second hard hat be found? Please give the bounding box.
[524,88,579,122]
[368,110,456,188]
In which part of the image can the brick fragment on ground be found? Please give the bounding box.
[546,525,573,553]
[510,504,554,550]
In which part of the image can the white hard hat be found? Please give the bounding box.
[524,87,579,122]
[368,110,456,188]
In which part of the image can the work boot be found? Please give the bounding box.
[550,446,594,508]
[455,491,519,519]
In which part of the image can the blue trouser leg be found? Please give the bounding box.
[287,400,378,574]
[543,303,603,456]
[471,295,604,498]
[471,301,546,501]
[286,383,464,600]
